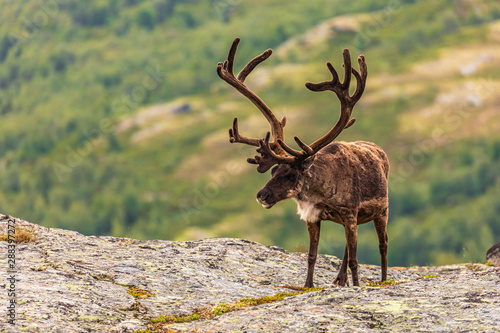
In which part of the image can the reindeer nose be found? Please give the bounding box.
[256,189,273,204]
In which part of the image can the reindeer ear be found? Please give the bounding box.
[300,155,316,170]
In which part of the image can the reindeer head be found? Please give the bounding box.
[256,157,315,209]
[217,38,367,209]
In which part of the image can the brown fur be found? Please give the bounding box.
[257,141,389,287]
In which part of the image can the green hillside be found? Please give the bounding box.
[1,0,500,266]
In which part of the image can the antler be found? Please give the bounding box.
[277,49,367,160]
[218,39,367,173]
[217,38,287,155]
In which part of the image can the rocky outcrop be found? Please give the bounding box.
[1,214,499,332]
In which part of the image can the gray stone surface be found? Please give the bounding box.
[1,214,499,332]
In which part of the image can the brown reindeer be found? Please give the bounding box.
[217,38,389,287]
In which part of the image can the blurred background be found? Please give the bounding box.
[0,0,499,267]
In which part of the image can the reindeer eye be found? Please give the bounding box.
[286,174,297,182]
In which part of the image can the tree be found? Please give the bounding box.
[137,9,155,30]
[0,35,16,63]
[123,193,140,226]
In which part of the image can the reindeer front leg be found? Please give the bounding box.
[344,212,359,286]
[304,221,321,288]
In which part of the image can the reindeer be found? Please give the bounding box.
[216,38,389,287]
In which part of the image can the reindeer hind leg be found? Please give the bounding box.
[333,244,349,287]
[374,210,388,282]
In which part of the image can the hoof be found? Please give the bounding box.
[332,276,349,287]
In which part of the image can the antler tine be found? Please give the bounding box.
[349,55,367,104]
[280,115,287,128]
[341,48,352,91]
[248,132,296,173]
[226,37,239,75]
[274,135,315,159]
[229,117,259,146]
[237,49,273,83]
[304,61,340,93]
[344,118,356,129]
[277,139,305,157]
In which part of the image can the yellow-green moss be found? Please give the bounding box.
[135,329,177,333]
[422,274,438,278]
[365,279,399,287]
[466,264,482,271]
[152,313,200,323]
[236,288,323,306]
[127,286,156,299]
[148,286,324,329]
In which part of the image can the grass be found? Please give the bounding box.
[0,226,37,243]
[295,243,308,253]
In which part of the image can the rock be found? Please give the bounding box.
[172,103,191,114]
[487,242,500,266]
[1,214,499,332]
